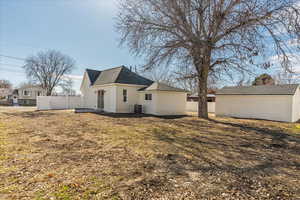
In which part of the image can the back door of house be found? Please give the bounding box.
[97,90,104,109]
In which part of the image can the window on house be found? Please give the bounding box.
[145,94,152,101]
[23,90,29,96]
[123,89,127,102]
[37,91,41,96]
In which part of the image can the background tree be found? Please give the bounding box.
[23,50,75,96]
[117,0,300,118]
[60,77,77,96]
[0,79,12,89]
[252,73,275,86]
[0,80,12,100]
[139,67,176,86]
[274,70,299,84]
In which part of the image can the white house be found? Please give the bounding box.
[216,84,300,122]
[80,66,188,115]
[16,85,46,106]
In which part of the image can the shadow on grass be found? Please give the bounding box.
[208,118,300,142]
[91,112,188,119]
[149,118,300,180]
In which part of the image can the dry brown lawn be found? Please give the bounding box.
[0,108,300,200]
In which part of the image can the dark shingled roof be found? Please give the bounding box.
[115,67,153,85]
[216,84,299,95]
[138,82,187,92]
[86,66,153,86]
[86,69,101,85]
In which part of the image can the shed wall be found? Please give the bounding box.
[216,95,293,122]
[155,92,187,115]
[115,85,142,113]
[138,91,158,115]
[292,88,300,122]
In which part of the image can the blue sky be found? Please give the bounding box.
[1,0,298,92]
[0,0,142,92]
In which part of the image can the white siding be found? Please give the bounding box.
[102,85,117,113]
[80,73,97,109]
[80,74,117,112]
[138,91,158,115]
[216,95,294,122]
[18,87,46,100]
[155,92,187,115]
[91,85,117,112]
[115,85,142,113]
[138,91,187,115]
[292,88,300,122]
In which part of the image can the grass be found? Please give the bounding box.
[0,109,300,199]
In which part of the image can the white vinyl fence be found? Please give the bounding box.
[37,96,82,110]
[186,102,215,113]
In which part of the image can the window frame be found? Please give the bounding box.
[23,90,30,96]
[123,89,127,102]
[145,93,152,101]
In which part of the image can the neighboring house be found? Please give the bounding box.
[187,93,216,102]
[216,84,300,122]
[0,88,12,100]
[187,89,216,102]
[15,85,46,106]
[80,66,188,115]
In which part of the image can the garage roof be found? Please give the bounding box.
[216,84,299,95]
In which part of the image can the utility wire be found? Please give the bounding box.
[0,63,23,68]
[0,67,25,74]
[0,54,26,61]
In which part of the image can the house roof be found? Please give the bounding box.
[86,69,101,85]
[18,85,44,90]
[216,84,299,95]
[138,82,187,92]
[86,66,153,86]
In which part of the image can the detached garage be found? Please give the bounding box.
[216,84,300,122]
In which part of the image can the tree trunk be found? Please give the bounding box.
[46,88,52,96]
[197,66,209,119]
[192,46,211,119]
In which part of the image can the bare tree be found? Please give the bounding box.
[173,66,198,93]
[176,75,198,94]
[274,70,299,84]
[60,77,76,95]
[139,67,176,86]
[23,50,75,96]
[0,79,12,89]
[117,0,300,118]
